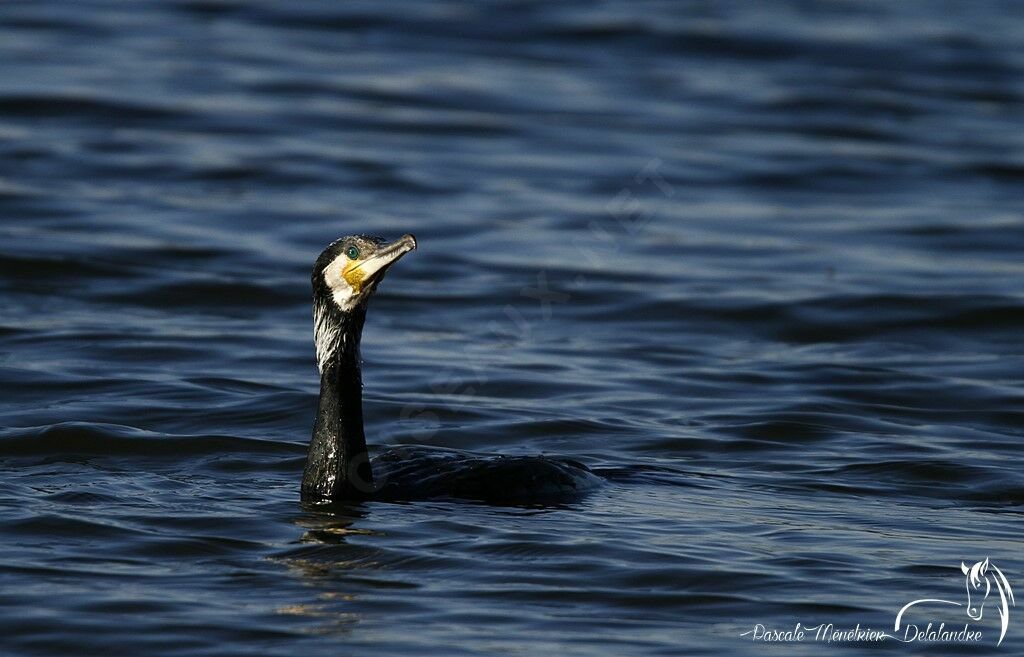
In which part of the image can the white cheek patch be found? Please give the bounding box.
[314,256,357,373]
[323,256,357,312]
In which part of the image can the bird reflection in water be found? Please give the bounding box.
[271,506,381,635]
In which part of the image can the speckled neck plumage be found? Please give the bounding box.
[301,301,373,502]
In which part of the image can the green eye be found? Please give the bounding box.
[346,245,360,260]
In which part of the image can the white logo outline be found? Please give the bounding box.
[895,558,1016,646]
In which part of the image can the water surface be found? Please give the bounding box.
[1,1,1022,655]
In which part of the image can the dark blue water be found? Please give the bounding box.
[1,1,1022,655]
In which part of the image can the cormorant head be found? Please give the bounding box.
[314,233,417,313]
[312,233,416,371]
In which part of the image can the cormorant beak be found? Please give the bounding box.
[355,234,417,285]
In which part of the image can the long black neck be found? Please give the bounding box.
[301,303,374,502]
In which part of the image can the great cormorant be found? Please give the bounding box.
[301,234,600,505]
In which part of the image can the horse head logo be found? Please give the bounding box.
[961,558,1015,637]
[896,558,1016,646]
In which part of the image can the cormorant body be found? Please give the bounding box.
[301,234,600,505]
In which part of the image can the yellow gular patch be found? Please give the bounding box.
[342,259,366,293]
